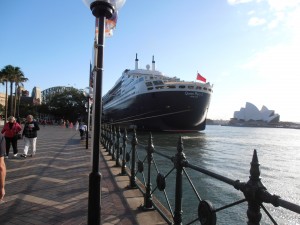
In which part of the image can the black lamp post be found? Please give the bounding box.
[83,87,92,150]
[83,0,125,224]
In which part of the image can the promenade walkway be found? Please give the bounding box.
[0,125,166,225]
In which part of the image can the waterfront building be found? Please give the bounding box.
[231,102,280,125]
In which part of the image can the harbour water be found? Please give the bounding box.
[134,125,300,225]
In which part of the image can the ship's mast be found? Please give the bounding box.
[152,55,155,71]
[135,53,139,70]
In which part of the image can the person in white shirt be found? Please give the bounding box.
[79,123,87,139]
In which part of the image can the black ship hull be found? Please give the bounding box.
[103,90,211,131]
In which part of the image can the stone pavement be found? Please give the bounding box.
[0,125,167,225]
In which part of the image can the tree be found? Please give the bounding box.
[0,65,28,119]
[0,69,9,121]
[42,88,87,123]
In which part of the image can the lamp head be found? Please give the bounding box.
[83,0,125,18]
[84,87,93,98]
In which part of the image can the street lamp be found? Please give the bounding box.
[83,87,93,149]
[82,0,125,224]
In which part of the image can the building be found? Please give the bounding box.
[32,86,41,105]
[0,92,5,106]
[231,102,280,124]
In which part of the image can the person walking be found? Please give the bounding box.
[75,121,79,131]
[66,120,70,128]
[0,133,6,201]
[21,115,40,158]
[1,116,22,158]
[79,122,87,140]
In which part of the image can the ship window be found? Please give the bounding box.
[153,80,164,85]
[203,87,207,90]
[196,86,202,90]
[179,85,185,89]
[155,86,164,89]
[208,89,212,92]
[147,87,153,90]
[146,82,153,87]
[167,85,176,89]
[188,86,194,89]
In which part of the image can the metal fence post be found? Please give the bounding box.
[116,127,121,167]
[173,136,187,225]
[105,125,109,151]
[121,128,127,175]
[112,126,116,160]
[144,132,154,209]
[130,129,138,188]
[108,126,112,155]
[100,125,103,145]
[245,149,264,225]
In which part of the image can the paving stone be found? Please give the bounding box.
[1,126,167,225]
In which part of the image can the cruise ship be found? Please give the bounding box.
[102,55,213,131]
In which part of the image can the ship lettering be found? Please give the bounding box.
[185,91,203,97]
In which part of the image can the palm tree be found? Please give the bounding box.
[14,75,28,117]
[0,69,9,122]
[0,65,27,118]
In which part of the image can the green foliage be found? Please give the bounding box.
[41,87,87,122]
[18,103,37,118]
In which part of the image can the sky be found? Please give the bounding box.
[0,0,299,122]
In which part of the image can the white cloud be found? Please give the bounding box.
[248,17,266,26]
[248,10,256,15]
[266,0,300,11]
[241,39,300,122]
[223,0,300,121]
[285,7,300,38]
[229,0,300,31]
[267,12,284,29]
[244,42,300,78]
[227,0,253,5]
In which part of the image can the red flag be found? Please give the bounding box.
[197,73,206,82]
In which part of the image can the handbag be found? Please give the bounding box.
[17,133,22,140]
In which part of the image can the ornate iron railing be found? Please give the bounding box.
[101,126,300,225]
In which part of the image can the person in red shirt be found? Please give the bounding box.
[0,133,6,201]
[1,116,22,158]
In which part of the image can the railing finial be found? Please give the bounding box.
[249,149,261,182]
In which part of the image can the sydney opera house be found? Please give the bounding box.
[230,102,280,124]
